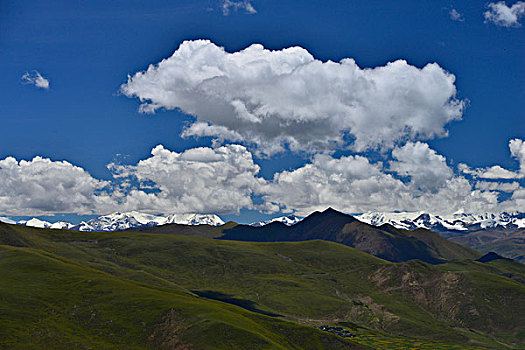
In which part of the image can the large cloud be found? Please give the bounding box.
[261,154,409,215]
[262,144,504,216]
[109,144,265,214]
[1,142,523,217]
[484,1,525,27]
[121,40,466,156]
[0,156,113,216]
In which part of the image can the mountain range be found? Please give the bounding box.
[1,211,523,349]
[1,211,224,232]
[218,208,480,264]
[5,210,525,234]
[250,214,303,227]
[352,211,525,264]
[354,211,525,233]
[2,209,523,263]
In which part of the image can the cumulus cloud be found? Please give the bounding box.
[458,139,525,179]
[510,138,525,173]
[0,156,113,216]
[475,181,520,192]
[449,9,465,22]
[261,146,502,216]
[21,71,50,90]
[1,142,523,217]
[509,186,525,210]
[484,1,525,27]
[121,40,466,156]
[108,144,265,214]
[390,142,453,193]
[261,154,408,215]
[458,164,519,179]
[0,145,265,216]
[222,0,256,15]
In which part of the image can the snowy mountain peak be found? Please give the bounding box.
[0,217,16,224]
[250,214,303,227]
[10,211,224,232]
[74,211,225,232]
[24,218,52,228]
[163,213,225,226]
[354,211,525,232]
[49,221,75,230]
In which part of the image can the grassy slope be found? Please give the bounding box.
[1,222,524,349]
[0,244,366,349]
[449,228,525,264]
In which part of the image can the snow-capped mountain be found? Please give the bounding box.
[250,214,303,227]
[72,212,225,232]
[23,218,53,229]
[12,218,75,229]
[0,217,16,224]
[10,211,224,232]
[354,211,525,232]
[163,213,225,227]
[49,221,76,230]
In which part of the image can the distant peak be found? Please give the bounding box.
[323,207,337,213]
[304,207,355,223]
[320,207,352,218]
[476,252,511,263]
[249,214,303,227]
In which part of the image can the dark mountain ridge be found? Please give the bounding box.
[219,208,480,264]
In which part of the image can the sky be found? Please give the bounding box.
[0,0,524,224]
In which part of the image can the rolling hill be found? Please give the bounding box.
[1,220,524,349]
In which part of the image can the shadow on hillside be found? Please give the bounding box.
[191,290,282,317]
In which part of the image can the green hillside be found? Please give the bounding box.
[1,221,524,349]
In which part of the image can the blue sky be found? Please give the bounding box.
[1,0,524,223]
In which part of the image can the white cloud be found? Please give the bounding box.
[261,146,502,216]
[222,0,256,15]
[449,9,465,22]
[509,186,525,210]
[21,71,50,90]
[261,153,408,215]
[0,156,113,216]
[121,40,466,156]
[459,164,521,179]
[108,144,265,214]
[484,1,525,27]
[458,139,525,179]
[475,181,520,192]
[390,142,453,193]
[509,138,525,173]
[1,142,523,217]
